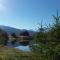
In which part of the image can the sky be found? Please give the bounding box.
[0,0,60,30]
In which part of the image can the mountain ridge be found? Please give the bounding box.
[0,25,35,36]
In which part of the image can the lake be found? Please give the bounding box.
[7,41,31,52]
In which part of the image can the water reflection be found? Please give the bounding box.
[7,41,30,52]
[15,45,30,52]
[19,41,29,46]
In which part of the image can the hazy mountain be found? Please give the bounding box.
[0,25,35,36]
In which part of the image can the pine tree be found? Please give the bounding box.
[53,10,60,41]
[11,33,17,45]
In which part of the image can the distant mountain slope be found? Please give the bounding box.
[0,25,35,36]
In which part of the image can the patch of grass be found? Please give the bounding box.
[0,45,41,60]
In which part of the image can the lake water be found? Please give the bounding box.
[7,42,31,52]
[15,45,30,52]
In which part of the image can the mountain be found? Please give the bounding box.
[0,25,35,36]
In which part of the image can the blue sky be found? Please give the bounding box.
[0,0,60,30]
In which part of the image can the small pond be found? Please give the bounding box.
[7,41,31,52]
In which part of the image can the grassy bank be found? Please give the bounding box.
[0,45,42,60]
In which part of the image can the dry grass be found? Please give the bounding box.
[0,45,41,60]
